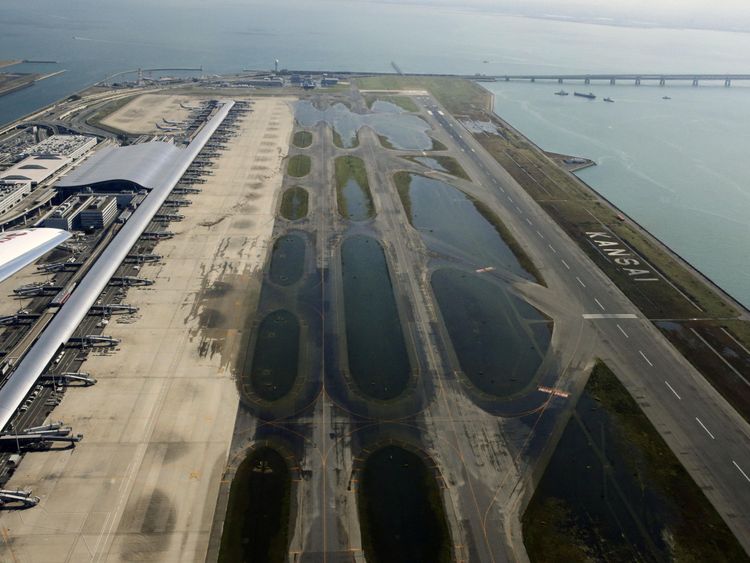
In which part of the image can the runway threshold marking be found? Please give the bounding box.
[616,323,629,337]
[733,460,750,483]
[594,298,605,311]
[639,350,654,366]
[695,417,716,440]
[665,380,682,400]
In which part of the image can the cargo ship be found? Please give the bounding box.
[574,91,596,99]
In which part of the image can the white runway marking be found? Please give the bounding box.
[576,276,586,287]
[525,217,532,225]
[561,259,570,270]
[548,244,557,254]
[733,460,750,483]
[639,350,653,366]
[695,417,715,440]
[616,323,629,338]
[665,380,682,400]
[536,230,544,239]
[594,298,605,311]
[583,313,638,319]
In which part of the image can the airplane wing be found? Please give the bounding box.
[0,228,72,282]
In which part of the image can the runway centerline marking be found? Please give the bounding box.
[583,313,638,319]
[695,417,715,440]
[639,350,653,366]
[594,298,605,311]
[525,217,533,225]
[665,380,682,400]
[576,276,586,287]
[616,323,629,338]
[733,461,750,483]
[548,244,557,254]
[561,259,570,270]
[536,230,544,239]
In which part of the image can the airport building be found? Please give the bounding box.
[42,195,90,230]
[78,195,118,230]
[0,154,72,188]
[26,135,97,160]
[0,182,32,216]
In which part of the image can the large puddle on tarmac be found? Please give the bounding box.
[358,445,452,563]
[218,447,292,563]
[295,100,434,150]
[269,235,305,286]
[397,173,535,279]
[340,178,373,220]
[522,363,747,562]
[432,268,550,397]
[341,236,411,400]
[246,310,300,401]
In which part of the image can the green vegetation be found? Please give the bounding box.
[393,171,414,219]
[358,445,452,563]
[292,130,313,148]
[335,156,374,219]
[523,361,748,562]
[279,186,309,220]
[354,75,491,116]
[430,138,447,151]
[469,196,545,285]
[657,321,750,424]
[406,155,470,180]
[377,134,395,150]
[364,94,420,112]
[218,447,292,563]
[286,154,311,177]
[332,128,358,149]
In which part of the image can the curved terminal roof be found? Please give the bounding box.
[57,142,185,190]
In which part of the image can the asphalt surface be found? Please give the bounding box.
[417,94,750,551]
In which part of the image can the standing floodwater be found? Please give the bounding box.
[341,236,411,400]
[358,445,452,563]
[396,173,538,280]
[269,235,306,286]
[295,101,435,150]
[245,310,300,401]
[218,447,292,563]
[432,268,550,397]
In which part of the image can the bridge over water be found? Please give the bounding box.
[493,74,750,86]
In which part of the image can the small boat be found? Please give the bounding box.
[662,96,672,100]
[554,89,569,96]
[574,92,596,100]
[603,97,614,103]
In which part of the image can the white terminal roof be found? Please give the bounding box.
[1,155,71,185]
[57,142,184,190]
